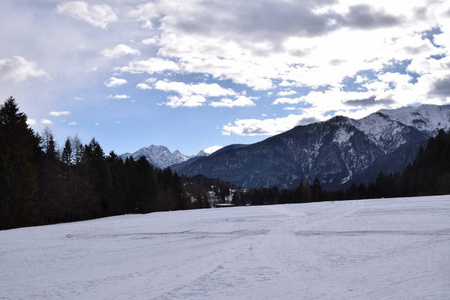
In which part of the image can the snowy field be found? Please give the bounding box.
[1,196,450,300]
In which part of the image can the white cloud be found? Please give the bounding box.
[272,97,303,105]
[0,56,47,82]
[18,0,449,143]
[128,2,160,29]
[100,44,140,59]
[153,80,250,108]
[136,83,152,90]
[154,80,236,97]
[50,111,71,117]
[167,41,276,90]
[221,105,336,136]
[222,114,308,136]
[277,90,297,96]
[141,36,160,45]
[68,121,80,126]
[204,145,222,154]
[83,0,449,122]
[107,94,130,100]
[294,88,400,121]
[139,0,448,102]
[56,1,117,29]
[279,80,295,87]
[41,119,53,125]
[27,119,37,126]
[210,96,257,108]
[162,95,206,108]
[115,58,179,74]
[104,77,127,87]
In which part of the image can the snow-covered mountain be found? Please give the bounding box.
[378,104,450,135]
[173,104,450,189]
[121,145,206,169]
[357,104,450,151]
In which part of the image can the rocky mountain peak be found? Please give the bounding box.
[121,145,209,169]
[172,104,450,189]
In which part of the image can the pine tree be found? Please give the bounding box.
[37,128,70,224]
[0,97,42,229]
[61,137,73,166]
[295,179,312,203]
[84,138,112,217]
[311,178,323,202]
[41,127,58,161]
[133,156,157,213]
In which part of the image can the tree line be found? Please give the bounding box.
[232,128,450,206]
[0,97,224,230]
[2,96,450,229]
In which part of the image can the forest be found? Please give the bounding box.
[0,97,230,230]
[1,96,450,230]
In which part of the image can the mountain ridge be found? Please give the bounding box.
[120,145,207,169]
[172,104,450,189]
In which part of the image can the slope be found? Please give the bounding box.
[1,196,449,299]
[174,104,450,189]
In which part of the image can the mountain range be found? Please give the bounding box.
[121,145,207,169]
[170,104,450,189]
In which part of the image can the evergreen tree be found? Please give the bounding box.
[311,178,323,202]
[0,97,42,229]
[70,135,88,220]
[277,189,294,204]
[37,128,70,224]
[41,127,58,161]
[295,179,312,203]
[83,138,112,218]
[61,137,73,166]
[133,156,157,213]
[106,151,126,214]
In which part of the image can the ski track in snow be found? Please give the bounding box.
[1,196,450,299]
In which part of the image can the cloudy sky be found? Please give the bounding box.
[1,0,450,155]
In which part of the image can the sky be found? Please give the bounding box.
[1,0,450,156]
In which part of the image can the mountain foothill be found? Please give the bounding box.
[1,96,450,229]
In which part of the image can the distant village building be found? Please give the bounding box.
[208,187,236,208]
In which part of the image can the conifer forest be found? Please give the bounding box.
[2,96,450,230]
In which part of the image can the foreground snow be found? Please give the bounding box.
[1,196,449,299]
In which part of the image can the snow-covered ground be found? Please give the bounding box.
[1,196,449,299]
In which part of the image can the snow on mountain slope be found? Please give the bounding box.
[378,104,450,136]
[174,104,450,189]
[332,126,355,145]
[356,112,426,153]
[121,145,193,169]
[356,104,450,153]
[1,196,449,299]
[121,145,209,169]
